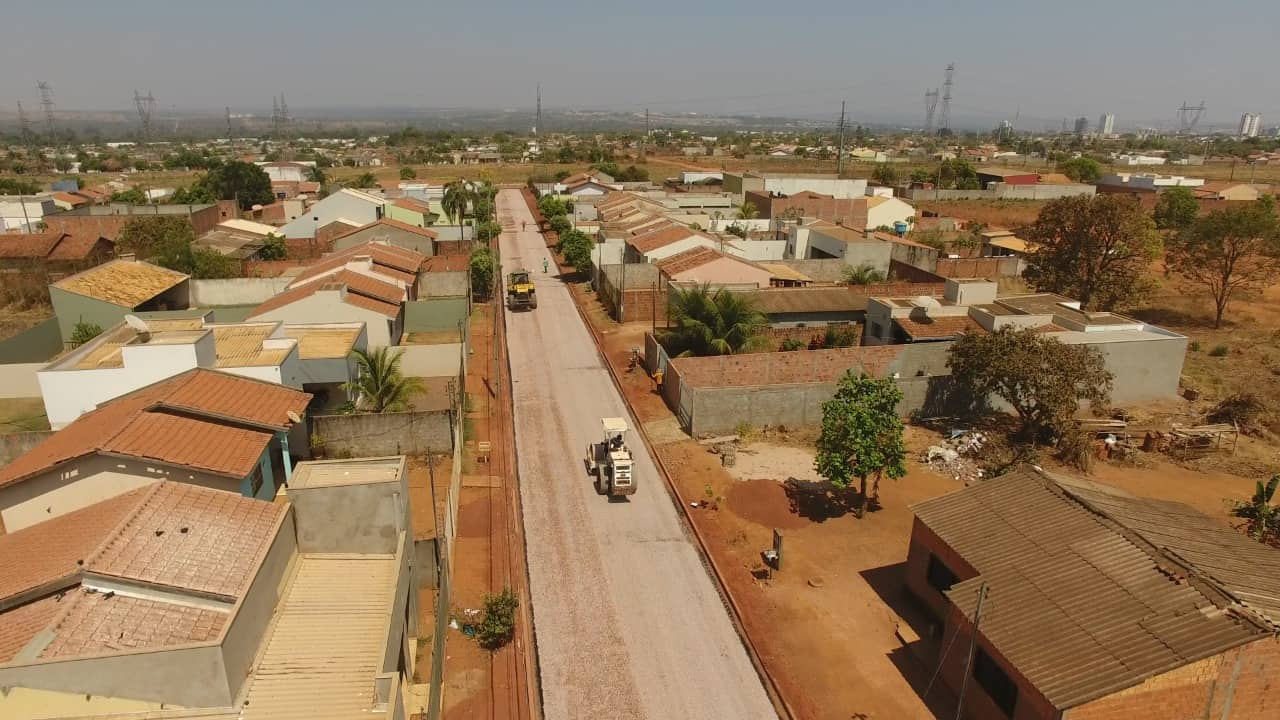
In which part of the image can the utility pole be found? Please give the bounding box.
[535,82,542,147]
[643,107,650,160]
[955,583,988,720]
[836,100,846,175]
[225,106,233,140]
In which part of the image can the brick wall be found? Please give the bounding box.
[44,204,225,242]
[934,256,1020,278]
[242,259,313,277]
[285,236,332,260]
[435,239,469,257]
[671,345,906,387]
[1066,636,1280,720]
[903,518,980,626]
[763,325,861,351]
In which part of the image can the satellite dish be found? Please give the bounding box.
[286,410,302,424]
[124,314,150,333]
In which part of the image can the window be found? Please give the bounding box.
[248,464,265,497]
[974,649,1018,717]
[926,554,958,594]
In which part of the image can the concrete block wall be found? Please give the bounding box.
[934,256,1021,278]
[312,409,453,457]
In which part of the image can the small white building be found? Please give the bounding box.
[0,196,57,233]
[278,188,386,239]
[37,317,366,429]
[1113,154,1167,166]
[1098,173,1206,191]
[258,160,317,183]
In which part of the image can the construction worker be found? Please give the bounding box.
[653,368,665,394]
[542,257,549,273]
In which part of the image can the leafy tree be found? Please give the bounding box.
[591,161,620,178]
[0,178,41,194]
[170,184,216,205]
[54,157,72,172]
[947,326,1113,442]
[189,247,238,279]
[69,321,103,347]
[938,159,978,189]
[871,164,899,186]
[725,223,748,239]
[537,196,568,217]
[469,246,495,298]
[1153,186,1199,231]
[615,164,650,182]
[1024,195,1161,309]
[306,165,328,185]
[257,234,287,261]
[349,172,378,189]
[111,187,148,204]
[843,263,886,285]
[814,373,907,518]
[736,201,759,220]
[476,587,519,649]
[909,169,933,185]
[1058,156,1103,184]
[547,214,572,236]
[557,229,595,272]
[1166,197,1280,328]
[342,347,425,413]
[200,160,273,210]
[661,284,768,357]
[399,166,417,180]
[442,179,472,243]
[1229,475,1280,546]
[475,220,503,243]
[118,216,195,265]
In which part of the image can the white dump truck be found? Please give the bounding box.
[585,417,636,496]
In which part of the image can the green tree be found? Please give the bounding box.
[342,347,425,413]
[537,196,568,217]
[938,158,978,189]
[54,157,72,173]
[69,321,103,347]
[615,164,650,182]
[111,187,148,204]
[547,214,572,236]
[475,220,503,243]
[1024,195,1161,309]
[843,263,886,285]
[117,216,195,266]
[257,234,287,261]
[1166,197,1280,328]
[306,165,328,185]
[947,326,1113,442]
[170,184,216,205]
[1058,156,1103,184]
[1229,475,1280,546]
[0,178,41,194]
[200,160,273,209]
[736,201,759,220]
[557,229,594,272]
[476,587,519,650]
[909,169,933,185]
[349,172,378,189]
[469,246,496,298]
[189,247,238,279]
[814,373,907,518]
[871,164,899,186]
[1153,186,1199,231]
[399,166,417,180]
[442,179,472,243]
[661,284,768,357]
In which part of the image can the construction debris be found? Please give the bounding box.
[921,430,987,483]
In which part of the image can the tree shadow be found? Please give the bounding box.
[1128,306,1219,330]
[782,478,873,522]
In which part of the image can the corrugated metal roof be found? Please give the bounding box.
[239,554,398,719]
[912,467,1276,710]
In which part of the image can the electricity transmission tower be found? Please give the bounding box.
[924,89,939,134]
[36,81,56,137]
[16,101,33,147]
[134,90,156,142]
[938,64,954,134]
[535,83,541,145]
[1177,101,1206,134]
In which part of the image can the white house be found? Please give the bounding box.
[0,196,57,233]
[257,160,316,183]
[278,188,386,238]
[863,195,917,229]
[250,276,404,348]
[1098,173,1206,191]
[36,317,363,429]
[1113,154,1167,166]
[624,223,721,263]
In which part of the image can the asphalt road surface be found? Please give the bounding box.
[496,190,777,720]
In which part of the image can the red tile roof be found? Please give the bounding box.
[423,254,471,272]
[289,238,428,287]
[46,234,112,261]
[251,268,405,318]
[0,232,63,259]
[50,191,89,207]
[894,315,985,340]
[39,589,228,659]
[0,370,310,489]
[626,224,711,254]
[0,594,62,662]
[655,246,754,277]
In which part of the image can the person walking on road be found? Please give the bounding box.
[542,257,549,273]
[522,220,527,231]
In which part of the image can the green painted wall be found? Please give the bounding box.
[404,298,468,333]
[0,318,63,363]
[49,286,132,342]
[385,205,429,228]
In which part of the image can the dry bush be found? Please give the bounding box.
[1207,393,1268,436]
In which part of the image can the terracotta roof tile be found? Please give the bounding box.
[330,217,438,244]
[0,370,309,489]
[343,292,401,317]
[46,234,112,261]
[0,232,63,259]
[626,224,711,254]
[39,589,228,659]
[287,238,427,289]
[423,254,471,272]
[86,482,283,598]
[251,269,405,319]
[0,486,153,604]
[656,246,732,277]
[894,315,985,340]
[0,594,62,663]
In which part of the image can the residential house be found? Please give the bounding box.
[0,232,114,272]
[257,160,314,183]
[194,218,279,260]
[331,217,439,256]
[0,368,310,533]
[0,456,418,720]
[1194,182,1270,201]
[42,202,233,242]
[624,223,721,263]
[907,466,1280,720]
[863,279,1187,403]
[975,167,1039,186]
[722,172,868,203]
[790,223,894,271]
[49,258,190,343]
[36,316,364,428]
[277,188,386,239]
[1097,173,1206,195]
[656,247,775,288]
[744,190,916,231]
[384,196,435,227]
[47,191,90,212]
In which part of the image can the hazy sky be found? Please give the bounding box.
[3,0,1276,130]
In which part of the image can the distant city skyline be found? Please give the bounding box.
[2,0,1277,132]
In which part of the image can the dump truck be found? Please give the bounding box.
[585,417,636,496]
[507,269,537,310]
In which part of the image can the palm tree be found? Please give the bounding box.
[663,284,769,357]
[843,264,887,286]
[736,201,759,220]
[306,165,328,186]
[442,179,473,244]
[1230,475,1280,545]
[342,348,425,413]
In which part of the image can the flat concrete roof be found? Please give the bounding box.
[288,456,404,489]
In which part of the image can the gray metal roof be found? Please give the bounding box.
[913,467,1278,710]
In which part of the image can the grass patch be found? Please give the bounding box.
[1209,344,1230,357]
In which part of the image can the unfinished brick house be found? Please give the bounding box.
[906,466,1280,720]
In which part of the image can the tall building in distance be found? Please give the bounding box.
[1239,112,1262,138]
[1098,113,1116,136]
[1073,116,1089,136]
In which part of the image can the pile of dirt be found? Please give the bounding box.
[726,478,809,530]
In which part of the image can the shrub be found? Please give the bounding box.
[69,321,103,347]
[476,587,519,649]
[1188,340,1201,352]
[780,338,805,351]
[1207,393,1267,434]
[1209,344,1230,357]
